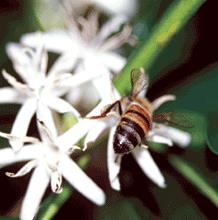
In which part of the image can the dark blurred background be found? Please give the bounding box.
[0,0,218,219]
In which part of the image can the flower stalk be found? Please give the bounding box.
[114,0,205,95]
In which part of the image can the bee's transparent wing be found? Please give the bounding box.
[153,112,193,128]
[131,68,149,98]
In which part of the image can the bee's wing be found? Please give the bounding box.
[153,112,193,128]
[131,68,149,98]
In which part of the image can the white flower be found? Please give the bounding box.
[21,11,134,104]
[89,0,138,17]
[0,43,80,151]
[62,0,138,17]
[83,71,191,191]
[0,117,105,220]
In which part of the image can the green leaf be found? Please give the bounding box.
[36,155,90,220]
[169,156,218,207]
[114,0,205,95]
[163,64,218,114]
[207,112,218,155]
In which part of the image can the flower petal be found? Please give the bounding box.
[6,43,34,82]
[48,52,78,77]
[0,144,42,168]
[0,87,23,104]
[2,70,30,93]
[92,70,115,101]
[91,0,137,16]
[152,95,176,111]
[50,170,63,194]
[97,52,126,73]
[107,126,121,191]
[60,155,106,205]
[152,124,191,148]
[56,119,90,152]
[21,30,77,54]
[147,133,173,146]
[6,160,37,177]
[20,165,49,220]
[36,102,57,140]
[36,120,54,145]
[132,147,166,188]
[0,131,39,144]
[45,96,80,118]
[95,15,127,44]
[84,121,107,150]
[10,98,37,151]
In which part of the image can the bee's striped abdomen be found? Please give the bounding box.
[113,104,152,154]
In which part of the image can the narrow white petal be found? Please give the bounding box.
[36,102,57,140]
[152,95,176,111]
[21,30,76,54]
[45,96,80,118]
[60,155,105,205]
[0,87,23,103]
[56,119,91,151]
[95,15,127,43]
[48,52,78,76]
[10,98,37,151]
[6,160,37,177]
[37,120,54,145]
[97,52,126,73]
[6,43,34,81]
[152,124,191,148]
[147,134,173,146]
[92,71,114,101]
[34,45,48,75]
[91,0,137,16]
[132,147,166,188]
[2,70,30,93]
[51,170,63,194]
[0,144,42,168]
[58,71,100,89]
[84,121,107,150]
[20,165,49,220]
[0,131,39,144]
[6,43,30,64]
[107,126,121,191]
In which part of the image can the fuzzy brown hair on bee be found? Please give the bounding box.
[87,68,189,154]
[88,68,153,154]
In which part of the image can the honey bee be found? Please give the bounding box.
[88,68,187,154]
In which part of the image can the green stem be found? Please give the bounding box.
[37,155,90,220]
[114,0,205,95]
[169,156,218,207]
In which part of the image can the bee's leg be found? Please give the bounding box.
[115,154,122,163]
[141,144,148,149]
[87,100,123,119]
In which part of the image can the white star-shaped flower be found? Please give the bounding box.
[0,116,105,220]
[83,70,191,191]
[0,43,81,151]
[21,11,134,104]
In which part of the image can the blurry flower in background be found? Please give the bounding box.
[21,10,135,110]
[62,0,138,17]
[35,0,138,26]
[0,116,105,220]
[84,70,191,191]
[0,42,81,152]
